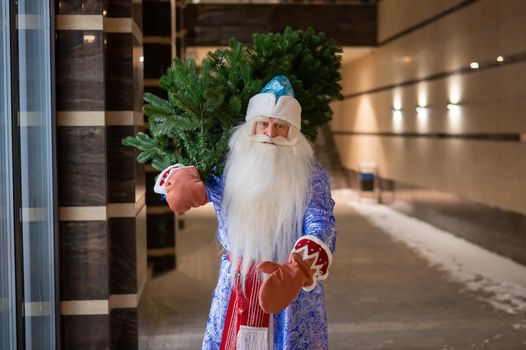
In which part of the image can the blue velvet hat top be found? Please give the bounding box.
[260,75,295,99]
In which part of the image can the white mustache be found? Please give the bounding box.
[247,133,298,146]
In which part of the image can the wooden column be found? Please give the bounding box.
[56,0,145,348]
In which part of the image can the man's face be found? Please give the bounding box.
[255,117,290,139]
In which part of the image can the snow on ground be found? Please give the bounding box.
[337,191,526,316]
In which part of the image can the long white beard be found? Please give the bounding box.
[221,123,314,285]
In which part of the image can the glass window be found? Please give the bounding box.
[0,0,17,348]
[17,0,57,349]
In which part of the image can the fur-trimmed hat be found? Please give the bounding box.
[245,76,302,130]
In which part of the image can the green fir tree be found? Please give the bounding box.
[122,27,343,181]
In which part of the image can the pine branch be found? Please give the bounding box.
[123,27,342,180]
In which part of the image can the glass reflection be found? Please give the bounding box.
[18,0,57,349]
[1,0,17,348]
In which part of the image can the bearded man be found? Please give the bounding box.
[159,76,336,350]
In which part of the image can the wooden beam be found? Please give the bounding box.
[183,4,377,47]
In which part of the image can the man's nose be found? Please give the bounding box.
[265,124,277,138]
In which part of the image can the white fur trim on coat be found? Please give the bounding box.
[292,235,333,292]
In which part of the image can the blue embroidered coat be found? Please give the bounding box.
[202,162,337,350]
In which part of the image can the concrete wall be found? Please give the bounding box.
[378,0,466,42]
[331,0,526,216]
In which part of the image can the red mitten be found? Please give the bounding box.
[257,236,333,314]
[256,253,316,314]
[165,166,208,213]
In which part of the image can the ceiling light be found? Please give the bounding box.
[83,35,96,44]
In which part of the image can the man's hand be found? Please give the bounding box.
[256,253,316,314]
[165,166,208,213]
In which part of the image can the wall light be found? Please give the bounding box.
[448,80,462,105]
[447,103,461,131]
[470,62,479,69]
[103,10,107,16]
[417,95,427,109]
[392,108,402,120]
[392,108,403,132]
[447,103,460,112]
[392,92,403,132]
[496,56,504,62]
[416,106,429,122]
[139,56,144,63]
[447,103,461,120]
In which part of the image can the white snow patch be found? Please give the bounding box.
[346,200,526,315]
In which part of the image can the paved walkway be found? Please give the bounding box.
[139,191,526,349]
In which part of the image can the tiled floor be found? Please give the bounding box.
[139,190,526,350]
